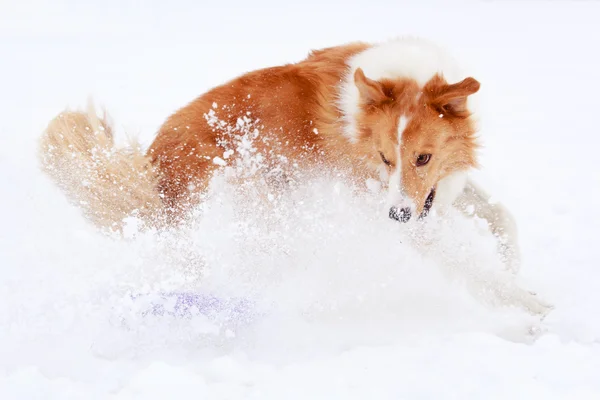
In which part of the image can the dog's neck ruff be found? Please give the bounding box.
[337,37,468,143]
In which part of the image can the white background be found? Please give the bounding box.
[1,0,599,398]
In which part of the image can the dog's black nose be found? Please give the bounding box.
[389,206,411,222]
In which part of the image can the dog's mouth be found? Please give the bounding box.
[420,187,436,218]
[389,187,436,223]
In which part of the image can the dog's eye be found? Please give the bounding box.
[416,154,431,166]
[380,152,391,166]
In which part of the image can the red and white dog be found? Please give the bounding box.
[40,38,549,315]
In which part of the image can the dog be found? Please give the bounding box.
[39,37,550,315]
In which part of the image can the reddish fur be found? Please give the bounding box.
[147,42,371,217]
[41,40,480,228]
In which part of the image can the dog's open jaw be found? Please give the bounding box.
[389,187,436,223]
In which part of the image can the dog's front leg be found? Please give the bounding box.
[453,178,521,274]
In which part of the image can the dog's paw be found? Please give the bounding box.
[519,289,554,317]
[497,240,521,275]
[528,322,548,338]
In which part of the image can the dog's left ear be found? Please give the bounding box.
[431,77,480,117]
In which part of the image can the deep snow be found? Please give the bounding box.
[1,1,600,398]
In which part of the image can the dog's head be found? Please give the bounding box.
[352,69,480,221]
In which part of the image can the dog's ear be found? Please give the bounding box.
[429,76,480,118]
[354,68,388,105]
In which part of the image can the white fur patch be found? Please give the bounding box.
[387,115,409,208]
[386,158,404,209]
[397,115,409,142]
[435,171,469,208]
[338,37,472,142]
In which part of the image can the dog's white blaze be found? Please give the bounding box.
[393,115,408,195]
[397,116,408,143]
[386,116,411,208]
[387,158,402,200]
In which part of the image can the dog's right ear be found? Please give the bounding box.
[427,76,480,118]
[354,68,388,104]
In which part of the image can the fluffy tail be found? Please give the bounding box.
[38,103,163,233]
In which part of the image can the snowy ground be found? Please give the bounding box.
[1,0,600,398]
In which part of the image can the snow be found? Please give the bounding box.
[212,157,227,166]
[1,0,600,398]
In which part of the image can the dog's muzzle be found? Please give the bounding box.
[389,188,436,223]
